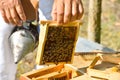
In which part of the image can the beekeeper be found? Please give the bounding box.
[0,0,84,80]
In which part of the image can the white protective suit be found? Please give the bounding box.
[0,0,53,80]
[0,15,17,80]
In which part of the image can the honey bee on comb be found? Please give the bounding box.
[36,20,82,65]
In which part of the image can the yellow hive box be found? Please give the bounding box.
[20,64,83,80]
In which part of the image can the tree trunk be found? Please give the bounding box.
[88,0,102,43]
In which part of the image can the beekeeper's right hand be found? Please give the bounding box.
[0,0,26,26]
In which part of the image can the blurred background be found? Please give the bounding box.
[16,0,120,79]
[80,0,120,51]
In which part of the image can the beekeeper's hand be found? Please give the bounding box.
[30,0,39,20]
[51,0,84,24]
[0,0,26,26]
[30,0,39,10]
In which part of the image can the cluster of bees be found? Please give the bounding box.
[41,26,77,64]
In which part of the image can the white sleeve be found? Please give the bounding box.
[39,0,54,20]
[0,14,17,80]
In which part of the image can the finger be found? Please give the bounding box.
[64,0,72,23]
[51,0,57,21]
[77,0,84,20]
[71,0,78,21]
[57,0,64,24]
[0,9,9,23]
[15,2,26,21]
[10,7,22,26]
[30,0,39,9]
[5,8,15,25]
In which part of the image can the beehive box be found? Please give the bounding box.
[20,64,84,80]
[36,20,81,65]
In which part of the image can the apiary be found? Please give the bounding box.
[36,20,81,65]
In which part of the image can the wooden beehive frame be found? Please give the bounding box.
[36,20,82,65]
[31,71,69,80]
[20,64,83,80]
[87,53,120,80]
[88,53,120,68]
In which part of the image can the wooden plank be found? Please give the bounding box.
[32,78,48,80]
[100,54,120,64]
[88,53,120,69]
[87,68,108,79]
[89,55,101,68]
[40,20,82,26]
[49,71,69,80]
[20,75,31,80]
[105,66,120,72]
[20,64,64,79]
[90,78,107,80]
[108,72,120,80]
[21,64,85,80]
[70,74,92,80]
[31,71,69,80]
[87,68,120,80]
[34,72,59,80]
[65,64,85,76]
